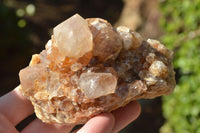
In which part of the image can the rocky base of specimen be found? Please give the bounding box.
[19,14,175,124]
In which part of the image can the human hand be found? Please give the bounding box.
[0,86,141,133]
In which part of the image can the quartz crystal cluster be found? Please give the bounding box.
[19,14,176,124]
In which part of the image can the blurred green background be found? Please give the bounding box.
[0,0,200,132]
[160,0,200,133]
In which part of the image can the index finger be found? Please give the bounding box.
[111,101,141,132]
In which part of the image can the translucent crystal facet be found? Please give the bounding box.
[53,14,93,58]
[79,72,117,98]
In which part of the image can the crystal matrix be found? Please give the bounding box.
[19,14,176,124]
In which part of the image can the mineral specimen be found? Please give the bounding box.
[19,14,176,124]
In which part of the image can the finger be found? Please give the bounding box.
[21,119,74,133]
[0,112,19,133]
[74,113,115,133]
[0,85,34,126]
[111,101,141,133]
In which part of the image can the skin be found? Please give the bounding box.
[0,86,141,133]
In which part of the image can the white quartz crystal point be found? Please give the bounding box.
[116,26,142,50]
[53,14,93,58]
[79,72,117,99]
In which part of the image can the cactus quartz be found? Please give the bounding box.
[19,14,176,124]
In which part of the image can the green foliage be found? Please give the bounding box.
[160,0,200,133]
